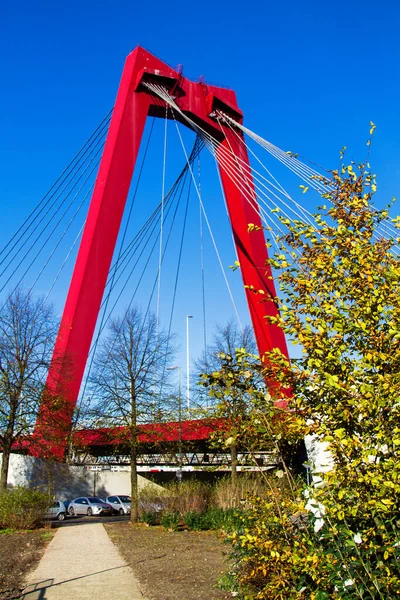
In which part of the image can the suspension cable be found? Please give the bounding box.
[0,110,112,265]
[77,138,203,419]
[0,125,108,290]
[198,155,208,361]
[78,118,157,397]
[0,113,111,273]
[172,113,244,332]
[0,144,105,293]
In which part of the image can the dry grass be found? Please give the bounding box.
[214,474,271,509]
[139,479,213,515]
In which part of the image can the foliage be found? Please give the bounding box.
[203,506,242,532]
[183,506,242,532]
[159,511,180,531]
[230,483,400,599]
[195,321,263,484]
[164,479,213,513]
[200,349,270,485]
[224,139,400,597]
[200,348,306,485]
[140,509,161,526]
[183,510,208,530]
[0,486,52,530]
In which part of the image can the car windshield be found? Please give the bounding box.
[87,497,102,503]
[119,496,131,503]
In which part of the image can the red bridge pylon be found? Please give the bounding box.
[34,46,289,460]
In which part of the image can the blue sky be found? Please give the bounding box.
[1,0,400,380]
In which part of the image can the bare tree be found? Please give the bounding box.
[0,288,57,491]
[90,306,176,522]
[194,319,258,409]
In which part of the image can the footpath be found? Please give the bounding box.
[22,522,146,599]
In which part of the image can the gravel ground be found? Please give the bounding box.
[0,529,54,599]
[105,522,232,600]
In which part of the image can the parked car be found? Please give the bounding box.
[68,497,113,516]
[46,500,67,521]
[104,495,131,515]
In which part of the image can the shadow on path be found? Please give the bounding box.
[22,566,127,599]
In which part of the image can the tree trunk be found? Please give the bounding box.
[0,438,12,492]
[230,441,238,489]
[1,394,17,492]
[130,438,138,523]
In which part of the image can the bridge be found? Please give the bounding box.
[31,45,290,460]
[71,418,275,471]
[1,46,392,467]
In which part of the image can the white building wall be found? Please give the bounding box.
[304,434,335,481]
[0,453,158,501]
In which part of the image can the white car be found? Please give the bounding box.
[68,497,113,516]
[104,495,131,515]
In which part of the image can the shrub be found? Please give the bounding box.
[0,486,52,530]
[160,511,180,531]
[226,485,316,600]
[183,510,209,531]
[140,510,161,526]
[219,149,400,598]
[203,506,242,533]
[139,480,245,532]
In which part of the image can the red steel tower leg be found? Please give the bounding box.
[216,132,289,358]
[34,51,152,458]
[34,47,290,459]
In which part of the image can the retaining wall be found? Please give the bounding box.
[0,453,155,500]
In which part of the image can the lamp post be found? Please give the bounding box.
[167,366,182,482]
[186,315,193,416]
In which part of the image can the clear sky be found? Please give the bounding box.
[1,0,400,382]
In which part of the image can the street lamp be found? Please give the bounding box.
[167,366,182,482]
[186,315,193,415]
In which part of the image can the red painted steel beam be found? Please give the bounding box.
[216,133,289,358]
[33,48,167,458]
[72,418,227,448]
[34,46,290,460]
[216,131,290,405]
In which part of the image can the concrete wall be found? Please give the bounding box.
[0,453,158,501]
[304,434,334,483]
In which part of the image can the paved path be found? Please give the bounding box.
[23,522,146,599]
